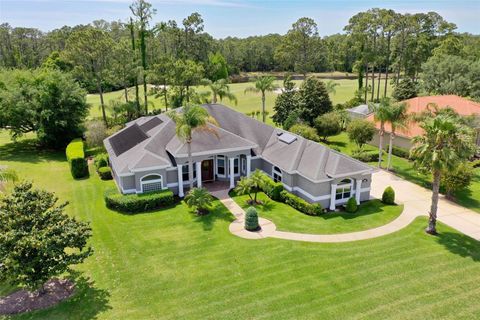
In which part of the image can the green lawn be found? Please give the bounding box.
[324,132,480,214]
[1,132,480,319]
[87,79,392,125]
[233,192,403,234]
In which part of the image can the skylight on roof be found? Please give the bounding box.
[278,132,297,144]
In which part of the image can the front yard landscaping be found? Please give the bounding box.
[325,132,480,214]
[1,131,480,319]
[232,192,404,234]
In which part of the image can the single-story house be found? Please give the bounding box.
[104,104,374,210]
[347,104,373,119]
[366,95,480,150]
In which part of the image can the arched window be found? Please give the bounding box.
[141,174,163,193]
[335,179,352,200]
[272,166,282,183]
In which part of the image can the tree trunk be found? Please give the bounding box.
[143,75,148,114]
[364,64,368,103]
[163,79,168,111]
[376,70,381,101]
[124,83,129,103]
[378,122,384,168]
[426,169,441,235]
[387,129,394,171]
[97,77,107,127]
[187,139,194,190]
[129,19,141,114]
[370,65,375,102]
[213,91,217,104]
[261,93,266,123]
[384,36,391,98]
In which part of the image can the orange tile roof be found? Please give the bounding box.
[365,95,480,138]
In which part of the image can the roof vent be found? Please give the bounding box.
[276,130,283,136]
[278,132,297,144]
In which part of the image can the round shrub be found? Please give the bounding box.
[244,206,259,231]
[94,153,109,170]
[345,197,358,213]
[98,166,112,180]
[382,186,395,204]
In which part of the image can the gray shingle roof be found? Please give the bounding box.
[104,104,372,180]
[347,104,373,116]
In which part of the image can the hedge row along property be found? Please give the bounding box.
[65,139,88,179]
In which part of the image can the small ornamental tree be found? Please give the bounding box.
[346,119,376,149]
[345,197,358,213]
[234,170,264,205]
[0,182,92,292]
[298,77,333,125]
[314,111,342,142]
[382,186,395,205]
[289,123,319,141]
[392,78,418,101]
[244,206,260,231]
[441,162,474,199]
[185,187,214,215]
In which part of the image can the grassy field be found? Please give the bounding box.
[1,132,480,319]
[325,132,480,213]
[87,79,392,124]
[233,192,404,234]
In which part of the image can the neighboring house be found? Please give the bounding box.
[104,104,374,210]
[347,104,373,119]
[366,95,480,150]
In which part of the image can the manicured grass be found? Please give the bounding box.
[324,132,480,214]
[2,132,480,319]
[87,79,393,126]
[233,192,403,234]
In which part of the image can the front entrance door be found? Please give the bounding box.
[201,159,214,182]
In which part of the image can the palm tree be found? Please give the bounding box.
[234,169,264,205]
[185,187,214,215]
[168,105,218,190]
[369,98,393,168]
[325,80,340,95]
[386,102,409,171]
[411,113,476,235]
[201,79,237,105]
[244,76,278,123]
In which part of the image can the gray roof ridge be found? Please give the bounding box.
[290,137,308,172]
[207,123,258,148]
[314,143,329,179]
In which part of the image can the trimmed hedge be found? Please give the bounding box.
[98,167,112,180]
[382,186,395,205]
[244,206,259,231]
[345,197,358,213]
[351,149,379,162]
[385,145,410,159]
[94,153,109,170]
[280,190,323,216]
[66,139,88,179]
[261,175,284,201]
[104,188,174,213]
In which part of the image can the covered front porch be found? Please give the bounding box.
[176,153,252,197]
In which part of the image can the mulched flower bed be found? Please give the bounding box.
[0,278,75,315]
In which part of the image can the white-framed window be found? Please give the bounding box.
[272,166,282,183]
[141,174,163,193]
[182,164,196,181]
[216,155,226,177]
[233,157,240,176]
[335,179,352,200]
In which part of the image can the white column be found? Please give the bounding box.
[196,161,202,188]
[246,155,252,177]
[177,164,184,197]
[229,157,235,189]
[329,184,337,211]
[355,179,362,205]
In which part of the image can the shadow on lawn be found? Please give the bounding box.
[192,202,235,231]
[436,232,480,262]
[0,139,65,164]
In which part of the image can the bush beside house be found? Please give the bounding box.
[104,188,174,213]
[98,167,112,180]
[66,139,88,179]
[345,197,358,213]
[260,176,284,201]
[382,186,395,205]
[351,149,379,162]
[280,190,323,216]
